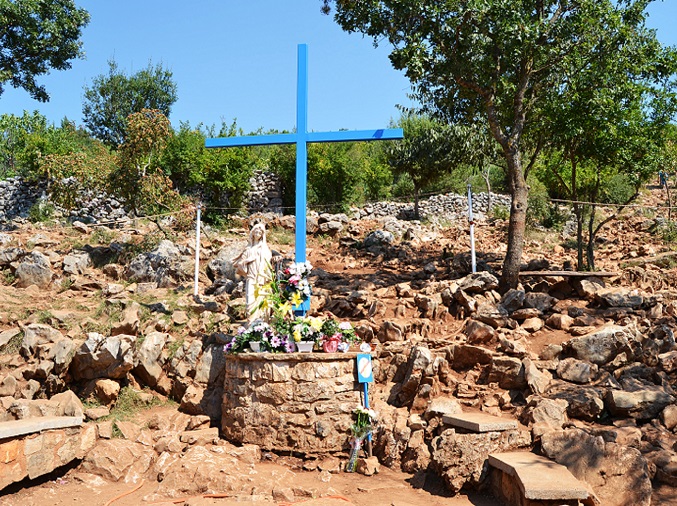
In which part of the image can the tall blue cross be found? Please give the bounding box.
[205,44,403,312]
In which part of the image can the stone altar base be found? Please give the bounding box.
[222,352,361,454]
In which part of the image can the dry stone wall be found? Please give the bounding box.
[222,352,362,453]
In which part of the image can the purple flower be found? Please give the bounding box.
[285,340,296,353]
[271,335,281,348]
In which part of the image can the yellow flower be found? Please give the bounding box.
[293,329,302,342]
[290,291,303,307]
[310,317,323,332]
[278,302,293,316]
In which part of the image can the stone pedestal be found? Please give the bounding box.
[222,352,361,453]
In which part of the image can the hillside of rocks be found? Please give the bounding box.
[0,187,676,505]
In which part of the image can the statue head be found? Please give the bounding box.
[249,223,266,245]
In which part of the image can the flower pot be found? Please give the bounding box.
[322,338,340,353]
[296,341,314,353]
[249,342,262,352]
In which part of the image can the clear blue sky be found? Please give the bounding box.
[1,1,676,134]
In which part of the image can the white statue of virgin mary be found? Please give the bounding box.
[233,223,272,322]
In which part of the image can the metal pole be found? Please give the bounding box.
[468,184,477,273]
[193,203,201,298]
[363,382,373,458]
[295,44,310,316]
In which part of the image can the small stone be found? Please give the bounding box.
[356,456,380,476]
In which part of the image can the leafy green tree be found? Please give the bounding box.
[0,110,48,177]
[539,3,677,270]
[0,0,89,101]
[323,0,676,289]
[111,109,187,217]
[82,60,178,147]
[161,121,258,221]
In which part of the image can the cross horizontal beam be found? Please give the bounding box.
[205,128,403,148]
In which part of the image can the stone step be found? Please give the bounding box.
[488,451,590,503]
[0,416,83,439]
[442,412,518,433]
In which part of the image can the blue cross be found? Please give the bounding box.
[205,44,403,312]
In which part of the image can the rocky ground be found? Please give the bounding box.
[1,186,676,505]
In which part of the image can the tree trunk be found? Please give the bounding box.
[574,203,584,270]
[414,186,420,220]
[499,146,527,292]
[586,204,596,271]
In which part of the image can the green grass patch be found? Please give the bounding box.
[101,386,166,424]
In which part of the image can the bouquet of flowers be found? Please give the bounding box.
[288,315,324,343]
[346,406,378,472]
[279,261,313,307]
[319,318,359,352]
[224,321,297,354]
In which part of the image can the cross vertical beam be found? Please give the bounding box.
[205,44,404,314]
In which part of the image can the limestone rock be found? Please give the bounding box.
[498,289,525,313]
[134,331,168,388]
[557,358,596,384]
[595,287,644,309]
[457,272,499,294]
[81,439,154,483]
[565,325,634,365]
[15,251,53,288]
[488,356,526,390]
[522,397,568,436]
[430,428,531,493]
[464,320,495,344]
[546,313,574,330]
[206,241,247,283]
[356,456,381,476]
[51,390,84,417]
[62,252,91,275]
[541,428,652,506]
[124,240,192,288]
[20,323,64,358]
[111,302,140,336]
[94,379,120,405]
[551,387,605,422]
[523,358,551,395]
[71,333,135,380]
[605,389,673,420]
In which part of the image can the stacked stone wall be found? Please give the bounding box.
[222,353,362,453]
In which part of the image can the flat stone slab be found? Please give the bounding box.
[0,416,83,439]
[443,412,518,432]
[489,451,589,501]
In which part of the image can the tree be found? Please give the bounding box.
[388,114,482,219]
[0,110,48,177]
[323,0,676,290]
[111,109,187,217]
[82,60,178,147]
[540,3,677,270]
[0,0,89,101]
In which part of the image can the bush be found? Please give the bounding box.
[28,200,56,222]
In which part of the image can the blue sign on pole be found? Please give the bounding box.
[205,44,404,315]
[356,353,374,384]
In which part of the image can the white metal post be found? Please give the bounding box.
[467,184,477,273]
[193,203,202,298]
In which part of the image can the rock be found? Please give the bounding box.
[15,251,53,288]
[546,313,574,330]
[661,405,677,431]
[551,387,605,422]
[424,397,462,419]
[605,389,673,420]
[488,356,526,390]
[179,383,206,416]
[356,456,380,476]
[97,421,113,439]
[81,439,155,483]
[498,289,525,313]
[62,252,91,275]
[522,397,568,437]
[134,331,168,388]
[0,247,25,266]
[179,427,219,445]
[85,406,110,420]
[363,230,394,250]
[194,343,226,386]
[523,292,556,312]
[430,428,531,493]
[71,333,136,380]
[541,428,652,506]
[457,272,499,294]
[539,344,563,361]
[595,287,644,309]
[464,320,495,344]
[111,302,140,336]
[206,241,248,283]
[51,390,84,417]
[172,310,188,325]
[115,421,142,441]
[319,221,343,235]
[565,325,634,365]
[572,277,605,299]
[523,358,551,395]
[378,321,404,342]
[556,358,596,384]
[94,379,120,405]
[124,240,192,288]
[20,323,64,358]
[452,344,494,370]
[521,317,543,333]
[72,221,89,233]
[0,375,17,397]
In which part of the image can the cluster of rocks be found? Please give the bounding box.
[244,170,283,214]
[0,177,46,223]
[0,176,129,226]
[357,192,511,221]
